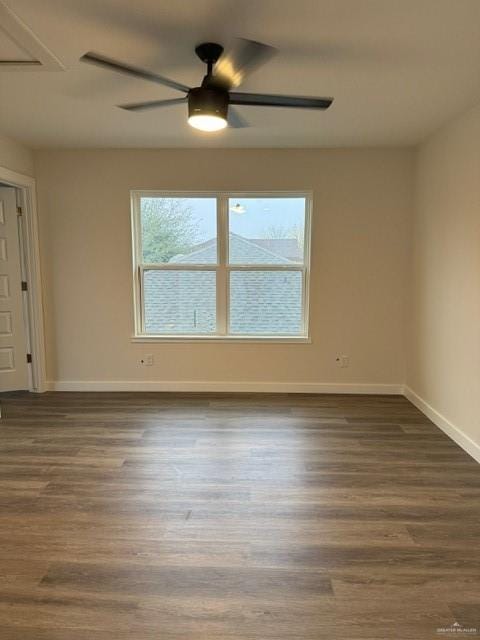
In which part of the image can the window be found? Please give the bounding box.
[131,192,311,341]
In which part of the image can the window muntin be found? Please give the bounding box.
[132,192,311,339]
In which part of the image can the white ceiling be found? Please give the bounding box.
[1,0,480,148]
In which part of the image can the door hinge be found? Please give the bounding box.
[17,206,22,216]
[21,281,28,291]
[26,353,32,364]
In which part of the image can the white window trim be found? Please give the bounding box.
[130,190,312,343]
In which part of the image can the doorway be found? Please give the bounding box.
[0,165,45,394]
[0,184,30,391]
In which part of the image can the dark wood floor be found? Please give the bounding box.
[0,392,479,639]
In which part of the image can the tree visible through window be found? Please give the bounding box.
[132,193,311,338]
[141,198,200,263]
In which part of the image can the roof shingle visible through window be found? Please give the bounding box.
[144,234,303,335]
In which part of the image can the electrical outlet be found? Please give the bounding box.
[140,354,154,366]
[336,355,349,368]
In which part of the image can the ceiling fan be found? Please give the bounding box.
[80,39,333,132]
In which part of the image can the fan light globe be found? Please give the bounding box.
[188,114,227,132]
[187,87,228,133]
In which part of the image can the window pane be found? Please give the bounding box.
[141,197,217,264]
[144,270,216,334]
[229,271,303,335]
[228,197,306,265]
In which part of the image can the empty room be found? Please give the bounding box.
[0,0,479,638]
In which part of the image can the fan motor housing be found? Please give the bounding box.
[188,87,229,121]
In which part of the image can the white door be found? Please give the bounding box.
[0,186,29,391]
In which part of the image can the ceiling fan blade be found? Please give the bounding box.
[118,97,187,112]
[229,92,333,110]
[80,52,190,94]
[228,107,249,128]
[214,38,276,89]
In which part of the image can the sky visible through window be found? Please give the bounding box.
[228,198,305,240]
[142,197,305,242]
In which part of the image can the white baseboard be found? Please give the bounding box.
[45,380,404,395]
[404,386,480,464]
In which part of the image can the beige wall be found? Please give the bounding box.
[408,104,480,454]
[0,132,34,176]
[35,148,412,389]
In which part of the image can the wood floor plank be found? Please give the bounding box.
[40,563,333,599]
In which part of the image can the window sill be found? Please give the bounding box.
[131,335,311,344]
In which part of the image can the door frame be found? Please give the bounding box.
[0,164,46,392]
